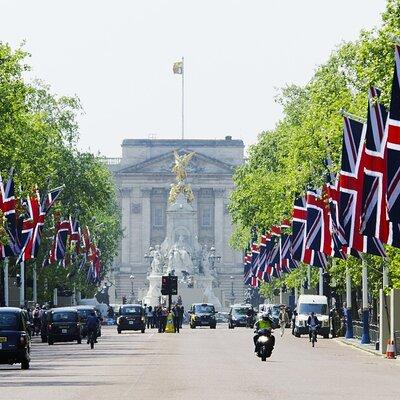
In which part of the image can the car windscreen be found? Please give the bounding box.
[0,312,19,330]
[121,306,142,315]
[77,309,93,319]
[195,305,215,314]
[298,303,328,315]
[232,308,247,316]
[52,312,77,322]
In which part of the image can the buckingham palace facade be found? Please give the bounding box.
[105,136,245,306]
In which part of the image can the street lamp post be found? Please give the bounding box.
[230,275,235,305]
[129,274,135,303]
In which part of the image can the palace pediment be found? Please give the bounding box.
[115,149,235,175]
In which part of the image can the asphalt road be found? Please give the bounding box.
[1,325,399,400]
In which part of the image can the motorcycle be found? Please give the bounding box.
[256,329,275,362]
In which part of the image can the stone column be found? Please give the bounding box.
[141,189,152,270]
[120,188,132,272]
[214,189,225,264]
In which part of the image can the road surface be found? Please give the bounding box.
[1,325,399,400]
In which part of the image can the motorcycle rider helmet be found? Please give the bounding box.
[262,312,270,321]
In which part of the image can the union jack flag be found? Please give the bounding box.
[257,234,274,282]
[280,233,299,273]
[326,174,347,259]
[291,197,328,268]
[87,243,101,283]
[18,191,46,262]
[41,186,64,213]
[243,250,253,285]
[387,46,400,235]
[0,169,21,258]
[44,215,71,265]
[360,87,396,246]
[339,116,386,257]
[69,217,81,253]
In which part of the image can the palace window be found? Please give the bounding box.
[201,207,212,227]
[152,206,164,227]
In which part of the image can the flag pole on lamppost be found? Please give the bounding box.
[173,57,185,139]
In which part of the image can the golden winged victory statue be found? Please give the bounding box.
[169,150,195,204]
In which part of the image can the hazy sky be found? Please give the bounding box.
[1,0,387,157]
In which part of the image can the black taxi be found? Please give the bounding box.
[189,303,217,329]
[0,307,31,369]
[47,307,82,345]
[117,304,145,333]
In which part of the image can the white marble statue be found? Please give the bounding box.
[150,245,164,276]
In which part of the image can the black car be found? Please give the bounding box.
[228,305,254,329]
[117,304,145,333]
[0,307,31,369]
[74,306,102,338]
[189,303,217,329]
[47,308,82,345]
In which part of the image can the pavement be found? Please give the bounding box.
[1,325,400,400]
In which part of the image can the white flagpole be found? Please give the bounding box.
[33,263,37,303]
[20,261,25,307]
[181,56,185,140]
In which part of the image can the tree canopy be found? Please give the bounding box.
[0,42,121,301]
[229,0,400,296]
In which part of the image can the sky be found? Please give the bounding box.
[0,0,388,157]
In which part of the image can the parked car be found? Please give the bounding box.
[189,303,217,329]
[0,307,31,369]
[228,304,254,329]
[74,306,102,338]
[293,295,330,338]
[117,304,145,333]
[47,308,82,345]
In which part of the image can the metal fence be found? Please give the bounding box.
[394,331,400,355]
[352,320,379,343]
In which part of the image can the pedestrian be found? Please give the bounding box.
[160,306,168,333]
[155,306,162,333]
[146,306,153,329]
[178,304,184,329]
[278,305,289,337]
[172,304,180,333]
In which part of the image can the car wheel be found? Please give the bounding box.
[117,329,121,334]
[323,334,329,339]
[141,329,145,333]
[48,340,54,345]
[77,338,82,344]
[190,324,196,329]
[228,324,233,329]
[41,337,46,343]
[21,359,30,370]
[210,325,216,329]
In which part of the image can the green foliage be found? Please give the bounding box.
[0,41,121,302]
[229,0,400,296]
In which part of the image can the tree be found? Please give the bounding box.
[229,0,400,295]
[0,42,121,302]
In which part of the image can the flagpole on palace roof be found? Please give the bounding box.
[181,56,185,140]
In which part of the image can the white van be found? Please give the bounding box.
[294,295,330,338]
